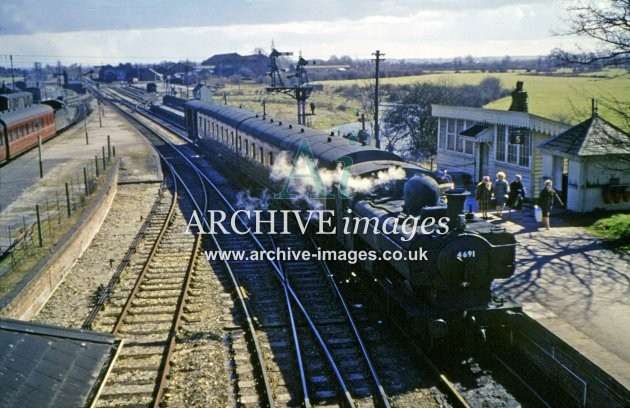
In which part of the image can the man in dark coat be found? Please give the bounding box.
[475,176,493,219]
[508,174,526,217]
[539,179,563,229]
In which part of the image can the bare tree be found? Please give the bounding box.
[382,82,459,161]
[549,0,629,171]
[551,0,630,67]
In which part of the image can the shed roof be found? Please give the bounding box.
[537,114,629,157]
[0,92,33,101]
[202,53,242,65]
[0,105,53,127]
[432,104,569,136]
[0,318,118,408]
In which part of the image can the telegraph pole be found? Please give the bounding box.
[372,50,385,149]
[10,55,15,90]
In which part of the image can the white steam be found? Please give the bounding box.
[270,150,405,208]
[235,189,272,211]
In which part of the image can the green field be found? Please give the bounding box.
[214,83,361,130]
[317,69,630,128]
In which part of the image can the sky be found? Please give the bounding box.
[0,0,596,67]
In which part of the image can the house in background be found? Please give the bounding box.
[201,52,270,79]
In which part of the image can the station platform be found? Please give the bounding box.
[0,99,162,249]
[472,200,630,390]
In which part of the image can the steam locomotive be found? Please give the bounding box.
[184,100,520,340]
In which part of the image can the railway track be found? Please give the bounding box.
[89,83,582,407]
[92,87,398,406]
[88,180,201,407]
[169,152,392,406]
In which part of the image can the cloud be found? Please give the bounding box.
[1,0,559,35]
[0,0,589,66]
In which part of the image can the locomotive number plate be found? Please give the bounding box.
[456,250,476,259]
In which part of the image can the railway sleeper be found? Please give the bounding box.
[117,346,166,359]
[126,305,177,314]
[124,315,173,324]
[110,363,161,374]
[117,327,171,336]
[138,284,183,292]
[97,383,157,398]
[133,292,181,300]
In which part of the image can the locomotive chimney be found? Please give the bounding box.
[444,189,469,229]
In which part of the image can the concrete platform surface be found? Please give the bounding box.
[483,204,630,390]
[0,100,162,249]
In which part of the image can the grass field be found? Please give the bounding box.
[213,83,362,130]
[317,69,630,128]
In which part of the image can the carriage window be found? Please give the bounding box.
[268,151,274,166]
[260,147,264,164]
[245,139,249,154]
[252,143,256,159]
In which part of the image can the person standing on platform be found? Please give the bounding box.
[475,176,493,219]
[539,179,564,230]
[441,169,453,184]
[508,174,526,217]
[494,172,509,217]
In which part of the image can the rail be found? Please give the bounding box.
[111,189,178,334]
[99,92,275,406]
[98,85,393,406]
[82,181,167,329]
[310,233,391,407]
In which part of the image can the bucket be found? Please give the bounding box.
[534,205,542,223]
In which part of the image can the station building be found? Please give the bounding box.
[432,94,630,213]
[431,103,568,199]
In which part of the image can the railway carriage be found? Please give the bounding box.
[0,104,56,163]
[184,100,520,340]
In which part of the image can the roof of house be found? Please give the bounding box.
[537,114,629,157]
[201,53,242,65]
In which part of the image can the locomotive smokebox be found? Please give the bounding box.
[445,188,470,228]
[403,174,440,215]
